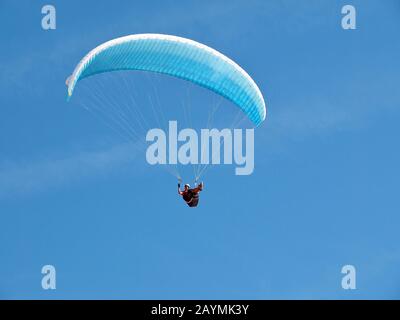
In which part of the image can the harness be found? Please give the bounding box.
[183,189,199,207]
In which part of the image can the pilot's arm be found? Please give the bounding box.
[193,182,204,193]
[178,183,184,195]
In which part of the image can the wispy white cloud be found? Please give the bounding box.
[0,142,142,199]
[260,61,400,147]
[270,101,351,137]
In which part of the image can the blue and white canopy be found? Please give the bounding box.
[67,34,266,126]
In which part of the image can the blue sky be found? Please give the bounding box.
[0,0,400,299]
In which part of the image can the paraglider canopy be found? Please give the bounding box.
[67,33,266,126]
